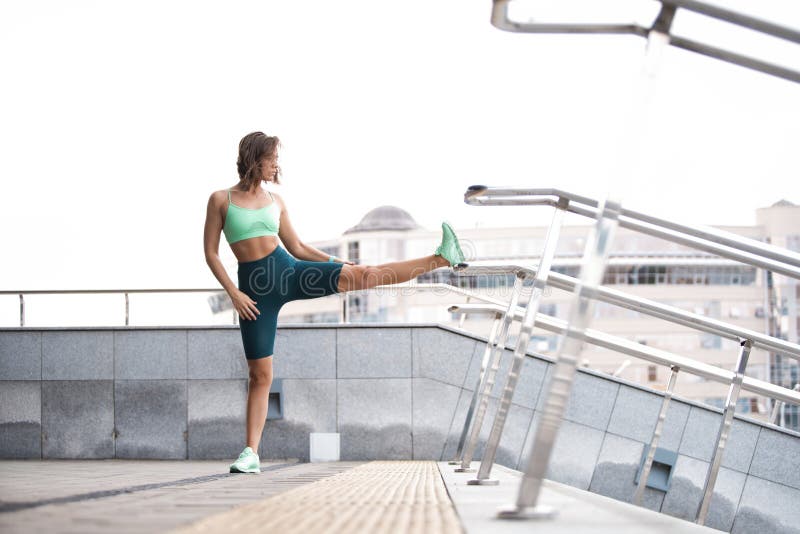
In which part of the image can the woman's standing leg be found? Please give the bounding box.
[245,356,273,451]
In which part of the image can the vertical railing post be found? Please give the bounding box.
[468,202,567,485]
[449,312,503,465]
[19,293,24,327]
[456,272,527,473]
[498,194,621,519]
[125,292,130,326]
[771,384,800,426]
[458,296,472,329]
[634,365,680,505]
[696,338,753,525]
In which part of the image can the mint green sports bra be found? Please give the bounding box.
[223,189,281,244]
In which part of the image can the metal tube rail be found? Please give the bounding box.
[449,303,800,407]
[771,384,800,426]
[634,365,680,505]
[449,312,504,465]
[490,0,800,84]
[457,273,529,473]
[454,262,800,361]
[469,206,566,485]
[697,339,753,525]
[1,282,516,329]
[463,187,800,280]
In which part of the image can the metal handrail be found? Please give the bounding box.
[464,187,800,280]
[458,184,799,525]
[0,281,517,328]
[455,262,800,361]
[449,302,800,406]
[490,0,800,84]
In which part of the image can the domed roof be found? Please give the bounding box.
[344,205,420,234]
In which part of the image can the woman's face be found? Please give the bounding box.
[259,153,279,182]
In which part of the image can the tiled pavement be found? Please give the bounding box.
[1,459,722,534]
[0,459,363,533]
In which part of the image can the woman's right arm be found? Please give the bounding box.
[203,192,260,320]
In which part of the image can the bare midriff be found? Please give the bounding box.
[229,235,280,263]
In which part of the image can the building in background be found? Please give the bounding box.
[243,201,800,429]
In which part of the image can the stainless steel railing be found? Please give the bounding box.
[451,184,800,526]
[491,0,800,84]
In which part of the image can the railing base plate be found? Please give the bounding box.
[496,504,558,520]
[467,478,499,486]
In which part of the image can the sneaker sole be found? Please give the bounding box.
[230,466,261,474]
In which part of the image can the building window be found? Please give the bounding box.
[701,333,722,349]
[348,241,360,264]
[647,365,657,382]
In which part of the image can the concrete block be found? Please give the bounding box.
[338,328,411,378]
[520,415,605,491]
[262,379,337,461]
[338,378,412,460]
[0,381,41,458]
[441,388,477,461]
[440,385,533,472]
[444,388,500,463]
[547,419,605,490]
[678,407,760,473]
[538,370,619,432]
[588,433,665,512]
[412,378,462,460]
[310,433,340,462]
[273,328,336,378]
[187,379,248,459]
[733,475,800,534]
[42,380,114,459]
[114,380,187,459]
[660,455,746,532]
[412,327,477,388]
[606,385,690,450]
[496,403,535,470]
[749,427,800,491]
[0,331,41,380]
[42,331,113,380]
[114,330,186,380]
[188,329,248,379]
[510,357,549,411]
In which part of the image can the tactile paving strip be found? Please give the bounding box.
[169,461,463,534]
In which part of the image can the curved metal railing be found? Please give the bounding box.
[451,184,800,526]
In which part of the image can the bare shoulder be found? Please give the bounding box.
[208,188,230,206]
[271,190,287,210]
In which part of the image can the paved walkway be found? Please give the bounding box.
[171,461,461,534]
[0,459,362,533]
[1,459,719,533]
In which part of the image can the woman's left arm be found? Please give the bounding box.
[275,193,355,264]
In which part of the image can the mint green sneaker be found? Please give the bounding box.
[229,446,261,474]
[434,221,466,266]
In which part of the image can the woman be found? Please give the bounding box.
[203,131,466,474]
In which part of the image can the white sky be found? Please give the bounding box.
[1,0,799,294]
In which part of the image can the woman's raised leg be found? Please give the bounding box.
[337,254,450,292]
